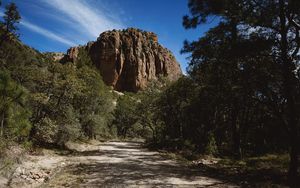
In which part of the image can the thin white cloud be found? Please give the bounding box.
[43,0,125,38]
[1,1,125,48]
[20,20,76,46]
[0,8,76,46]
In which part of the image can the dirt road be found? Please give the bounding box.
[42,141,238,188]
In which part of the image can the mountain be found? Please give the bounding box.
[59,28,182,92]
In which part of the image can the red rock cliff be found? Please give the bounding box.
[64,28,182,92]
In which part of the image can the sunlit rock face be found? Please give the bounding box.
[62,28,182,92]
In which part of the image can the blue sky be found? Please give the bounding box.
[1,0,217,72]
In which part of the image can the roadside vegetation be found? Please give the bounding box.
[0,1,116,177]
[112,1,300,187]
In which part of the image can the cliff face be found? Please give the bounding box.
[63,28,182,92]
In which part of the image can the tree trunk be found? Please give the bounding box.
[228,13,242,160]
[148,123,156,142]
[289,125,299,187]
[231,108,242,159]
[279,1,299,185]
[0,109,8,138]
[0,112,4,137]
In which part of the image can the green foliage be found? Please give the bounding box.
[34,117,58,145]
[0,21,115,147]
[28,51,114,145]
[146,77,224,152]
[0,2,21,45]
[141,6,299,184]
[205,133,218,155]
[75,48,93,68]
[112,77,172,140]
[135,78,169,141]
[3,3,21,32]
[179,0,300,185]
[74,56,114,139]
[8,105,32,141]
[0,71,31,144]
[113,94,139,138]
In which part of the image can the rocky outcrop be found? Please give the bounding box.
[66,47,80,62]
[62,28,182,92]
[44,52,65,62]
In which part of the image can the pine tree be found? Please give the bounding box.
[0,2,21,45]
[183,0,300,185]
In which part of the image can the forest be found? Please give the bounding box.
[0,0,300,187]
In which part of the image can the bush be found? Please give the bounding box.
[34,117,58,144]
[205,133,218,155]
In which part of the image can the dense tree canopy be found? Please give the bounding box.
[180,0,300,185]
[0,7,115,147]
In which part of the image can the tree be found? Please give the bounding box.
[136,77,169,142]
[183,0,300,185]
[183,0,249,159]
[0,2,21,45]
[75,65,114,139]
[113,94,139,138]
[27,49,115,145]
[241,1,300,185]
[0,71,31,142]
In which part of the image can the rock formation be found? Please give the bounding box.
[44,52,65,62]
[61,28,182,92]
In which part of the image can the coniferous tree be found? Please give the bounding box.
[0,2,21,45]
[244,1,300,184]
[183,0,300,185]
[183,0,250,159]
[0,71,31,141]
